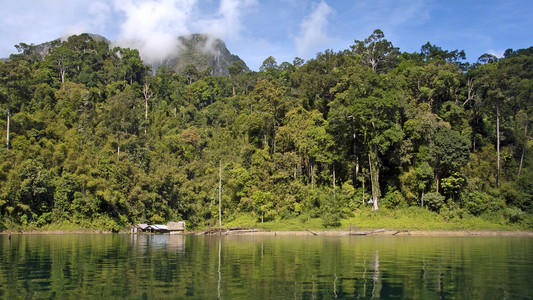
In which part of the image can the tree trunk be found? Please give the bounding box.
[517,121,526,177]
[311,163,315,189]
[219,160,222,231]
[143,83,152,135]
[369,154,375,206]
[144,100,148,134]
[353,130,359,187]
[117,132,121,159]
[496,99,500,186]
[6,95,10,150]
[333,164,336,199]
[355,155,360,184]
[421,189,425,208]
[373,167,379,211]
[58,59,65,83]
[436,173,440,193]
[362,174,365,205]
[519,148,525,177]
[368,153,378,210]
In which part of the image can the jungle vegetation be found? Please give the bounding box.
[1,31,532,230]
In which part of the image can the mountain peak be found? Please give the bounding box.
[149,33,249,76]
[4,33,249,76]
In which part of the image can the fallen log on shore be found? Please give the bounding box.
[347,229,386,236]
[306,229,319,235]
[392,230,410,235]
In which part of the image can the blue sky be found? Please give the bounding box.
[1,0,532,70]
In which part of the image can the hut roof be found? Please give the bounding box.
[136,224,149,230]
[149,224,168,230]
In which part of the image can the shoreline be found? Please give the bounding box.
[195,229,533,237]
[2,229,533,236]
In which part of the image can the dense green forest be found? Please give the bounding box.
[1,31,532,230]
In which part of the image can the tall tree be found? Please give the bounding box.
[429,127,470,192]
[351,29,400,72]
[330,63,403,210]
[0,59,31,149]
[248,79,288,153]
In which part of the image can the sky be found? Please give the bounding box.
[1,0,532,71]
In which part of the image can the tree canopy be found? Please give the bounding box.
[1,31,532,230]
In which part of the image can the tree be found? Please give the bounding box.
[0,59,31,149]
[416,162,433,207]
[420,42,466,64]
[330,63,403,210]
[278,108,333,187]
[291,50,346,115]
[251,190,273,223]
[105,88,140,158]
[351,29,400,72]
[142,82,153,134]
[182,64,199,85]
[430,127,470,192]
[118,48,145,85]
[260,56,278,72]
[228,60,247,78]
[248,79,288,153]
[478,53,499,64]
[475,55,532,185]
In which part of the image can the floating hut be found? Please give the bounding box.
[132,222,185,234]
[132,224,149,233]
[167,221,186,233]
[147,224,168,234]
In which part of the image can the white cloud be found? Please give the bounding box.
[201,0,257,40]
[487,49,505,58]
[294,1,334,59]
[109,0,258,63]
[111,0,197,63]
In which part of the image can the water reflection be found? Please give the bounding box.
[130,234,186,253]
[0,235,532,299]
[371,251,381,299]
[218,238,221,300]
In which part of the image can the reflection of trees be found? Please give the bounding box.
[218,237,221,300]
[2,236,530,299]
[371,251,381,299]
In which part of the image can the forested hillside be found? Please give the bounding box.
[1,31,531,230]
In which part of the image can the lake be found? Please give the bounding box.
[1,234,532,299]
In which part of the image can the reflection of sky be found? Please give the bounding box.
[130,234,185,254]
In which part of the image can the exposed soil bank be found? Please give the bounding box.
[191,228,533,236]
[2,229,532,236]
[246,230,533,236]
[0,230,112,235]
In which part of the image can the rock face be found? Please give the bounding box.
[4,33,249,76]
[150,33,250,76]
[3,33,110,61]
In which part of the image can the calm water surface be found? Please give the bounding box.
[0,234,531,299]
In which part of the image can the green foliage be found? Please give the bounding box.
[424,192,446,212]
[464,191,504,216]
[503,207,525,223]
[0,32,532,231]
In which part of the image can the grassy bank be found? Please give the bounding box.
[2,207,530,233]
[224,207,531,232]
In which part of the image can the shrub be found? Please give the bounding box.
[464,191,504,216]
[381,189,406,209]
[503,207,525,223]
[424,192,445,211]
